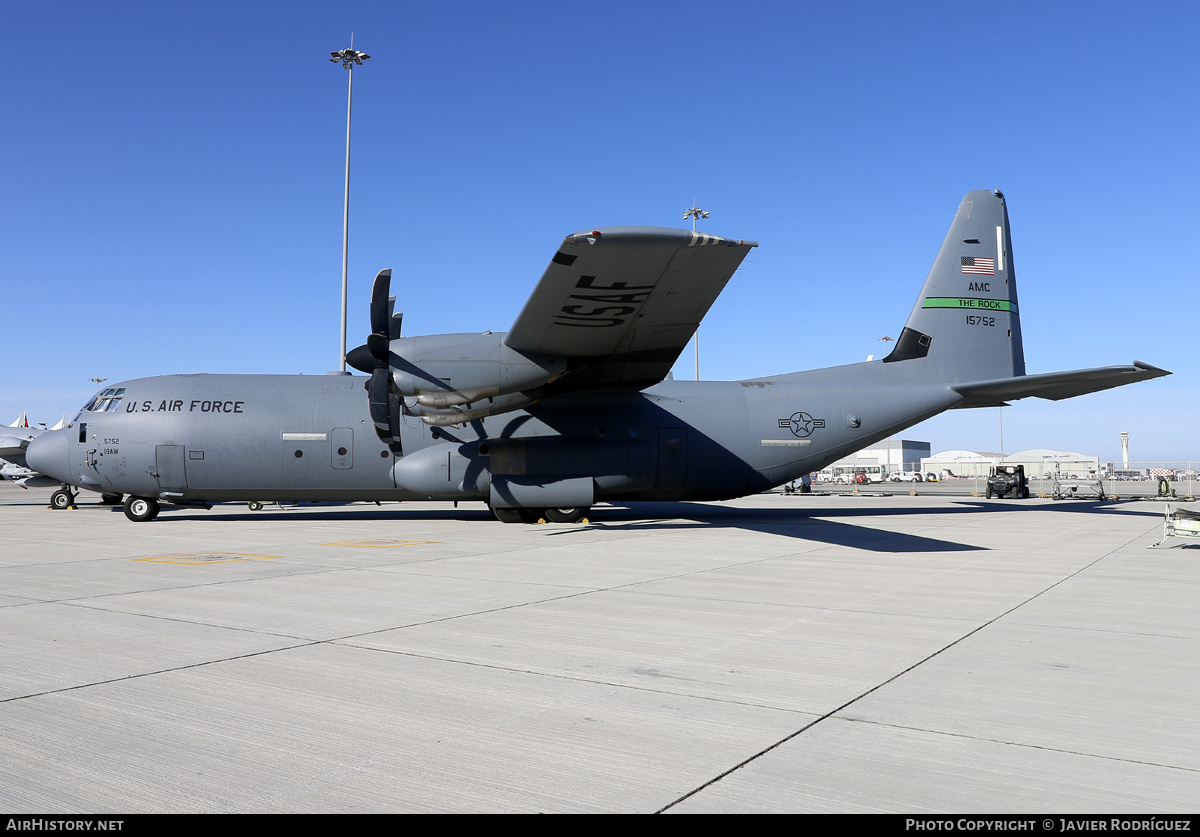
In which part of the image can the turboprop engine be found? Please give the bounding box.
[389,331,566,426]
[345,270,567,436]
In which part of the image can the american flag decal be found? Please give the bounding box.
[961,256,995,275]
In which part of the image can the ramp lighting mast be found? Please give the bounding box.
[330,41,371,373]
[877,337,894,470]
[682,202,710,380]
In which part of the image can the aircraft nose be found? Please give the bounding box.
[25,430,70,481]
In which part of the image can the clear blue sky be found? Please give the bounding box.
[4,0,1196,462]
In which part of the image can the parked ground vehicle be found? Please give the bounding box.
[986,465,1030,499]
[890,471,924,482]
[830,465,885,484]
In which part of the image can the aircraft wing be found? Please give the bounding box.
[951,361,1170,408]
[505,227,756,390]
[0,435,33,458]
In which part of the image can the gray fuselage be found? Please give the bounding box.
[35,365,961,506]
[26,190,1169,516]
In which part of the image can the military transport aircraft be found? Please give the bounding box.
[26,190,1168,523]
[1,414,67,487]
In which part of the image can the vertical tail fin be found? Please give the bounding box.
[884,190,1025,383]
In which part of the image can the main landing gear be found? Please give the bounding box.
[490,506,591,524]
[123,496,161,522]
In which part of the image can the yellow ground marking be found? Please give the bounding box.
[322,538,439,549]
[133,552,281,566]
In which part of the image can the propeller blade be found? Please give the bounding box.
[369,269,393,338]
[368,369,391,435]
[363,269,402,452]
[388,392,403,448]
[367,332,390,364]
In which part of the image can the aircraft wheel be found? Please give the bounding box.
[50,489,74,510]
[248,501,264,511]
[492,507,527,524]
[545,507,589,524]
[123,496,160,522]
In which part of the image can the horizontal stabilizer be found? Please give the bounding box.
[952,361,1170,407]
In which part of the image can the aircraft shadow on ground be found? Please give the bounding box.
[146,502,981,553]
[568,502,987,553]
[564,499,1166,552]
[66,496,1167,555]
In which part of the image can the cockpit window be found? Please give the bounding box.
[78,387,126,416]
[73,396,97,423]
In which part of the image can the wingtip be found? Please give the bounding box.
[1133,360,1172,376]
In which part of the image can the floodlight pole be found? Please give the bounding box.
[89,377,107,394]
[330,42,371,372]
[999,406,1005,460]
[878,336,893,471]
[682,202,710,380]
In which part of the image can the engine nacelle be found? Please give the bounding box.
[389,332,565,403]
